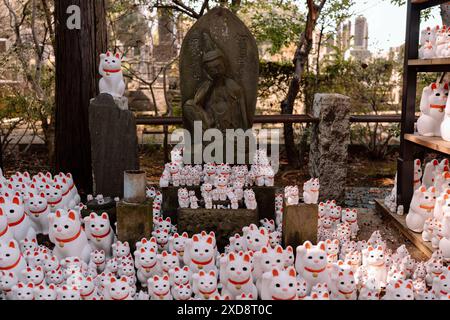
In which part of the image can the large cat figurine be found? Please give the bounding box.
[417,82,449,137]
[49,209,92,263]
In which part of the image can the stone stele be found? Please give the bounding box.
[89,93,139,198]
[180,7,259,136]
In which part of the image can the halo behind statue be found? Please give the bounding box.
[180,7,259,131]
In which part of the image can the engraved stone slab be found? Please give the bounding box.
[180,7,259,133]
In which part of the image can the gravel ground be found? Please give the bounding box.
[358,208,428,261]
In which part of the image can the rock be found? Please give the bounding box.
[177,208,258,251]
[89,93,139,198]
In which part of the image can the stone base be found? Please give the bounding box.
[177,207,258,251]
[116,199,153,251]
[161,186,201,223]
[253,186,276,220]
[282,203,318,248]
[81,197,117,226]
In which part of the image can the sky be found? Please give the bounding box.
[353,0,441,53]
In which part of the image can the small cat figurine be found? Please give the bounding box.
[0,239,27,278]
[99,51,125,98]
[220,252,257,300]
[295,241,329,294]
[261,267,297,300]
[84,212,116,258]
[192,270,218,300]
[148,274,173,300]
[33,283,57,300]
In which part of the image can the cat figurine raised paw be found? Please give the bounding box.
[99,51,125,98]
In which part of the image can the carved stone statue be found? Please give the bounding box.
[180,7,259,136]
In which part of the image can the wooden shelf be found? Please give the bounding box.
[411,0,449,9]
[408,58,450,71]
[404,134,450,155]
[375,200,433,259]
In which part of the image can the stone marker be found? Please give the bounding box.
[253,186,276,220]
[309,93,350,204]
[116,199,153,251]
[89,93,139,198]
[282,203,318,248]
[180,7,259,135]
[178,207,258,251]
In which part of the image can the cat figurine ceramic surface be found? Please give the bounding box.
[49,209,92,263]
[0,196,36,243]
[260,267,298,300]
[183,234,216,273]
[84,212,116,258]
[25,192,49,235]
[303,178,320,204]
[295,241,329,294]
[406,186,436,233]
[220,252,257,300]
[0,207,13,242]
[192,270,218,300]
[418,83,449,137]
[0,240,27,278]
[99,51,125,98]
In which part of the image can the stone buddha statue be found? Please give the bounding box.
[183,33,249,134]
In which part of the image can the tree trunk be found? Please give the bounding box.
[280,0,326,168]
[54,0,107,196]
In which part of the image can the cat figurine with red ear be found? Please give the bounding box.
[382,279,414,300]
[260,267,298,300]
[184,233,217,273]
[220,252,257,300]
[0,270,18,300]
[49,209,92,263]
[105,276,133,300]
[295,241,330,294]
[33,283,57,300]
[0,195,36,243]
[0,239,27,278]
[25,192,49,235]
[99,51,125,98]
[192,270,219,300]
[12,282,35,300]
[148,274,173,300]
[0,207,13,242]
[329,263,357,300]
[135,247,159,286]
[406,186,436,233]
[418,82,449,137]
[84,212,116,258]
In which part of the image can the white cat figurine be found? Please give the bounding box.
[49,209,92,263]
[99,51,125,98]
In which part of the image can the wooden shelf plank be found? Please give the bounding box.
[404,133,450,155]
[375,200,434,259]
[411,0,449,9]
[408,58,450,71]
[408,58,450,66]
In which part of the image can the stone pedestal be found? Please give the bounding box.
[253,186,276,220]
[177,208,258,251]
[309,93,350,204]
[81,197,117,225]
[282,203,318,248]
[116,200,153,251]
[89,93,139,198]
[161,186,201,223]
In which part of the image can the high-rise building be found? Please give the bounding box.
[354,15,369,50]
